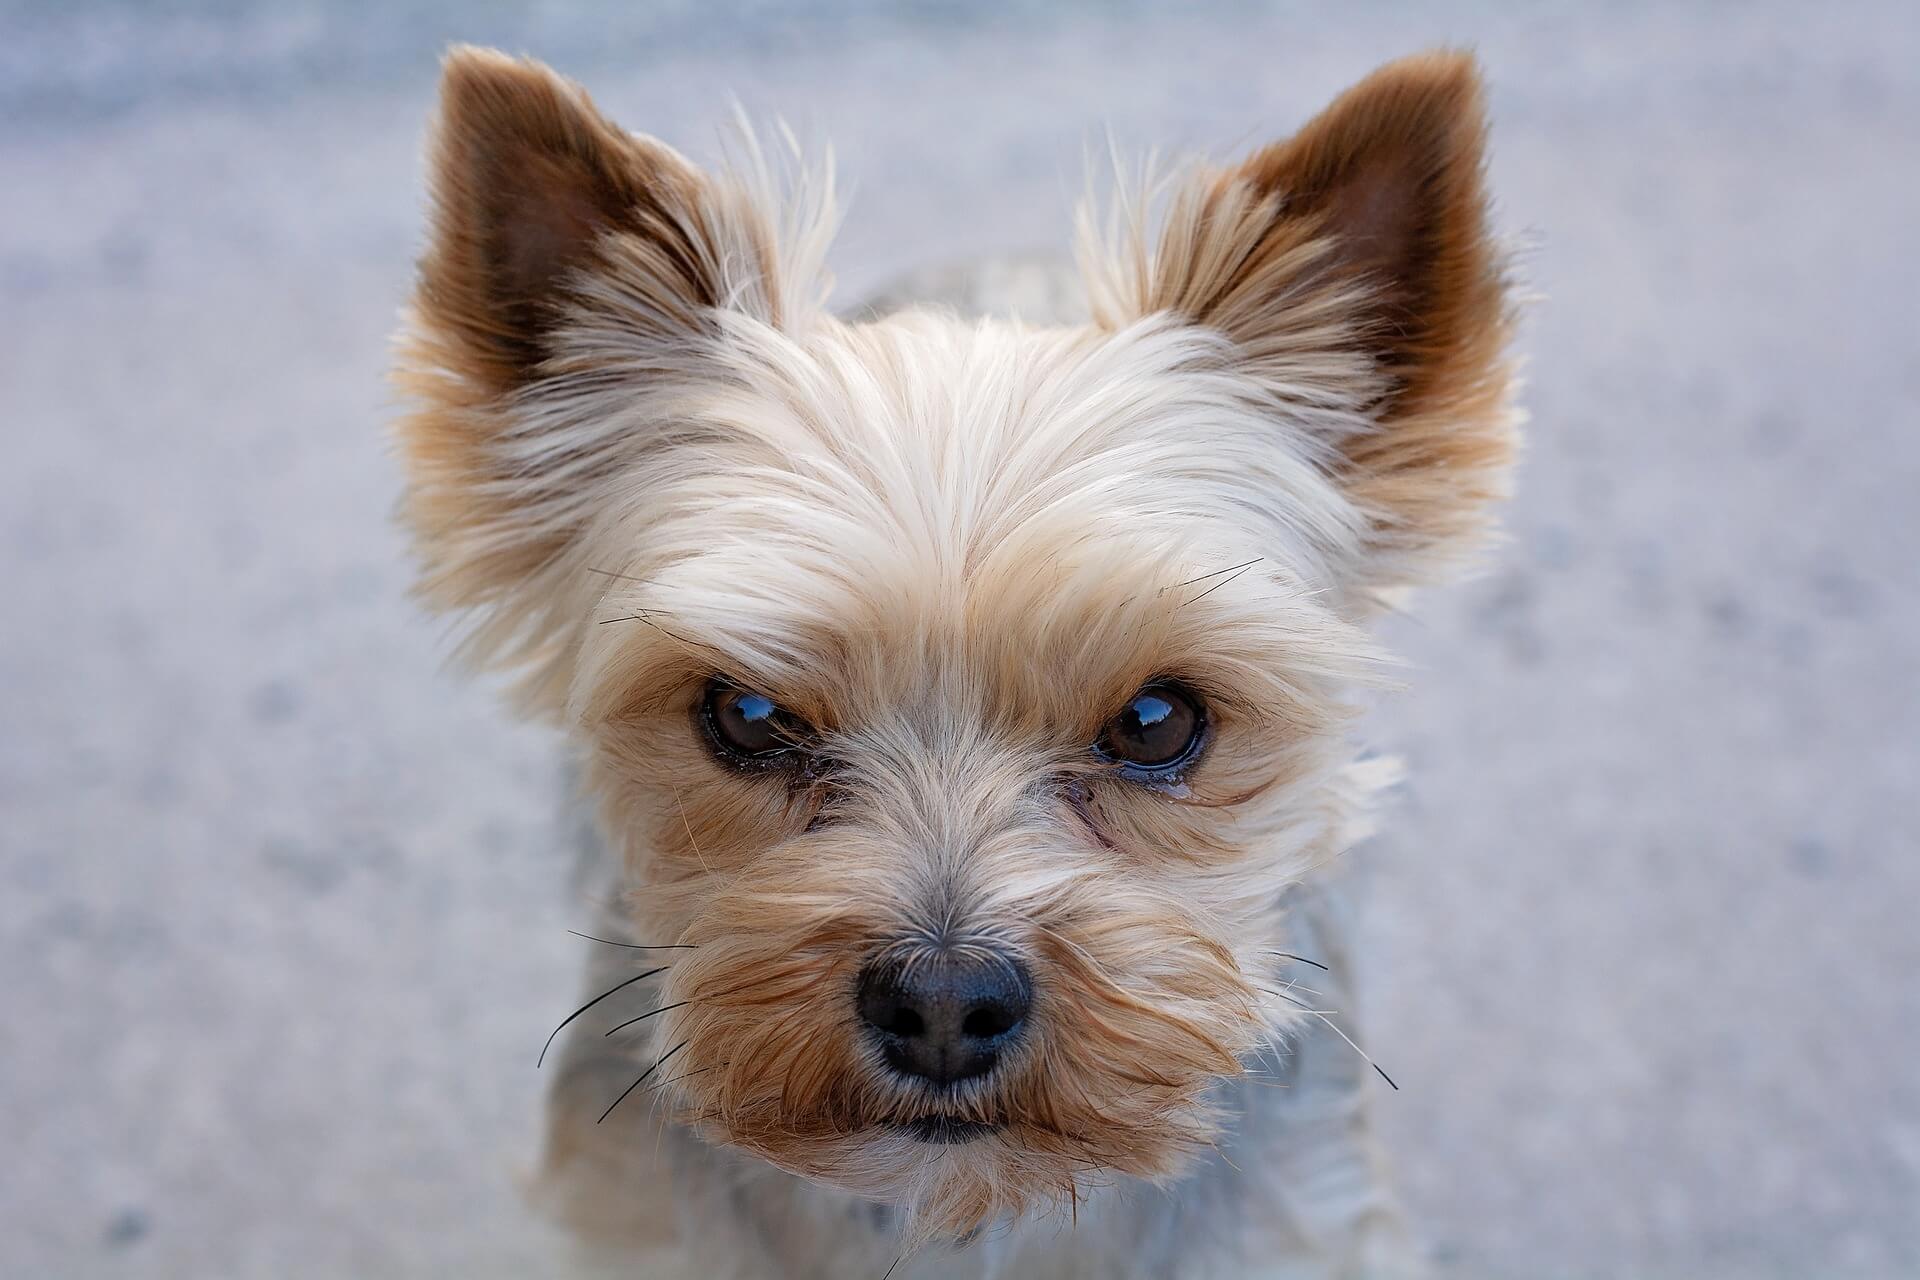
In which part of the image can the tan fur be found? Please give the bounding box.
[392,44,1519,1273]
[1082,50,1518,600]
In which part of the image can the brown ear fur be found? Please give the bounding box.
[1101,50,1518,588]
[394,48,735,702]
[394,48,836,711]
[415,45,714,391]
[1246,51,1514,576]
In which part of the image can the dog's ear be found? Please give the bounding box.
[1087,51,1516,594]
[413,45,725,391]
[395,48,825,708]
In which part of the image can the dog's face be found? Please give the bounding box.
[397,48,1514,1236]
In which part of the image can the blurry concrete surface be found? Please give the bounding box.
[2,3,1917,1276]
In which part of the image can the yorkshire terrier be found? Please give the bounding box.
[394,44,1517,1279]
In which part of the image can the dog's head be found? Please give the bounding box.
[396,46,1515,1237]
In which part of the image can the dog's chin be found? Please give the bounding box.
[896,1115,1001,1146]
[699,1104,1214,1241]
[693,1114,1008,1223]
[790,1121,1054,1237]
[708,1111,1024,1171]
[678,1069,1238,1240]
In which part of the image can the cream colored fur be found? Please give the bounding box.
[392,45,1518,1279]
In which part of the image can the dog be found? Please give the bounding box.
[393,44,1517,1278]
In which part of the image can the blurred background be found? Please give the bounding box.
[3,2,1916,1277]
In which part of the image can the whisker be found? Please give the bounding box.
[598,1040,689,1124]
[650,1062,725,1094]
[603,1000,693,1037]
[1306,1011,1399,1092]
[1184,560,1259,605]
[619,612,716,659]
[584,567,654,585]
[1263,985,1315,1010]
[1265,950,1329,972]
[567,930,697,951]
[1170,556,1263,590]
[1261,987,1398,1090]
[538,967,667,1068]
[671,783,715,878]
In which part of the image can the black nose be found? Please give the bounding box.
[856,949,1032,1086]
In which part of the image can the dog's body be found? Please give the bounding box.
[394,47,1517,1279]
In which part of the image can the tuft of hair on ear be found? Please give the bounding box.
[1082,50,1520,599]
[415,45,721,391]
[391,46,838,714]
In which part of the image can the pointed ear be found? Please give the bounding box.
[394,49,832,710]
[1089,51,1517,591]
[415,45,722,391]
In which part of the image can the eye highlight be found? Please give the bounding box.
[699,679,810,767]
[1095,681,1207,775]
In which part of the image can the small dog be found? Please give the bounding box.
[394,44,1517,1278]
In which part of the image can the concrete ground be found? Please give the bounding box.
[3,3,1916,1276]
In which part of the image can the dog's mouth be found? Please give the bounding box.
[898,1116,1000,1145]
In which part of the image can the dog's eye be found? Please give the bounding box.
[701,680,808,764]
[1095,682,1207,773]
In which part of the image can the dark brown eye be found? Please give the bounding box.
[1095,682,1207,773]
[700,680,808,765]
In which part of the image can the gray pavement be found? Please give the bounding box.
[3,3,1917,1276]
